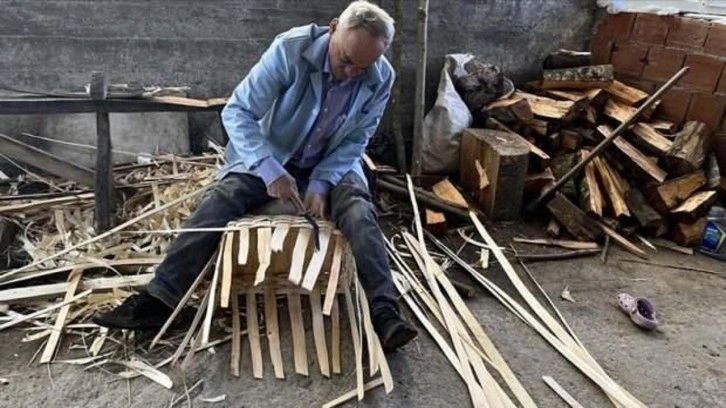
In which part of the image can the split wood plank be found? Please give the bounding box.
[647,171,706,213]
[247,293,263,379]
[310,288,330,377]
[39,268,83,363]
[253,227,272,286]
[230,290,241,377]
[672,217,708,247]
[667,121,707,176]
[220,233,235,308]
[484,97,534,124]
[547,193,603,241]
[322,236,344,315]
[331,298,341,375]
[237,228,250,265]
[599,222,648,259]
[265,286,284,379]
[343,288,364,401]
[597,124,667,183]
[202,240,225,344]
[592,156,631,218]
[288,229,311,285]
[301,228,332,291]
[670,191,717,223]
[0,273,153,303]
[432,178,469,208]
[512,237,599,250]
[579,149,604,217]
[513,91,576,120]
[632,123,673,157]
[288,293,308,376]
[603,80,649,106]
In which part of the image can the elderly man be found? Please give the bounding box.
[94,1,417,351]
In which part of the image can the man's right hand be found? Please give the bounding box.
[267,173,306,213]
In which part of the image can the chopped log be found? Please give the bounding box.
[624,189,665,233]
[547,192,603,241]
[550,153,579,199]
[542,89,588,102]
[599,222,648,259]
[646,171,706,213]
[432,179,469,208]
[631,123,673,157]
[560,130,583,151]
[487,118,551,169]
[670,191,718,223]
[584,88,608,108]
[546,132,561,150]
[525,118,551,136]
[583,104,599,125]
[596,124,667,183]
[425,209,448,236]
[666,121,708,176]
[484,98,534,124]
[579,150,604,217]
[547,218,562,238]
[513,91,577,121]
[542,64,614,89]
[603,80,649,106]
[649,119,677,134]
[604,99,657,123]
[671,217,708,247]
[460,129,530,220]
[592,156,630,218]
[525,168,556,196]
[542,50,592,70]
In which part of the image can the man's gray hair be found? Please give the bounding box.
[339,1,395,46]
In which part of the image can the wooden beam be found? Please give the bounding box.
[670,190,717,223]
[0,133,96,188]
[646,171,706,213]
[542,64,614,89]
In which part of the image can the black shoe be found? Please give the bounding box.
[92,290,173,330]
[372,308,418,352]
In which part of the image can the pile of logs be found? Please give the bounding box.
[470,56,722,249]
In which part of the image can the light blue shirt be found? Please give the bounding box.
[220,24,394,195]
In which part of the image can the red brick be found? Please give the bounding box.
[705,23,726,56]
[643,46,686,82]
[666,16,709,49]
[718,72,726,95]
[681,54,724,93]
[687,93,726,132]
[632,13,672,45]
[611,42,649,77]
[658,88,692,124]
[596,12,636,41]
[591,32,613,64]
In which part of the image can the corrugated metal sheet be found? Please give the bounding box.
[599,0,726,16]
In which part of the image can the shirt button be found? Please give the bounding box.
[324,108,328,113]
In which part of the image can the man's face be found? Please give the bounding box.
[328,19,386,80]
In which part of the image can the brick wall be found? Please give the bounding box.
[592,13,726,134]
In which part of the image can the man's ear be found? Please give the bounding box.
[329,18,339,33]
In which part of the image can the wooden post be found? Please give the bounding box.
[392,0,406,173]
[410,0,429,177]
[91,72,114,232]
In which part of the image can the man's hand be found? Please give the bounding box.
[267,173,305,213]
[304,191,327,219]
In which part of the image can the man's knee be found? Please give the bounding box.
[331,173,376,224]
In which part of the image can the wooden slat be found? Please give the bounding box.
[253,227,272,286]
[543,376,585,408]
[247,293,263,379]
[39,268,83,363]
[301,228,332,291]
[344,288,364,400]
[230,289,241,377]
[310,288,330,377]
[220,233,235,308]
[288,293,308,376]
[597,124,667,183]
[0,273,153,303]
[202,239,225,344]
[237,228,250,265]
[265,286,284,379]
[270,225,290,252]
[171,287,210,365]
[323,236,344,315]
[356,279,379,376]
[331,297,341,375]
[289,229,311,285]
[432,178,469,208]
[603,80,649,106]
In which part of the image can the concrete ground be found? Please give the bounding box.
[1,218,724,408]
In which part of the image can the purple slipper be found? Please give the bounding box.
[617,293,658,331]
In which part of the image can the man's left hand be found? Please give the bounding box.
[304,192,327,219]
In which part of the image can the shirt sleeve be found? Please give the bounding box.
[251,156,287,186]
[306,179,332,195]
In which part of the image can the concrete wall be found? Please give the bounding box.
[0,0,598,159]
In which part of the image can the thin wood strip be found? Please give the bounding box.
[237,228,250,265]
[246,293,263,379]
[1,258,161,287]
[322,236,344,316]
[344,288,364,400]
[39,268,83,363]
[288,229,311,285]
[321,377,385,408]
[265,286,284,379]
[543,376,585,408]
[301,228,332,291]
[220,233,235,308]
[310,288,330,377]
[356,279,379,376]
[170,287,210,365]
[599,222,648,259]
[253,227,272,286]
[202,239,225,344]
[287,293,308,376]
[181,321,205,370]
[150,255,215,350]
[331,297,341,375]
[230,289,241,377]
[89,327,108,357]
[270,225,289,252]
[0,290,91,332]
